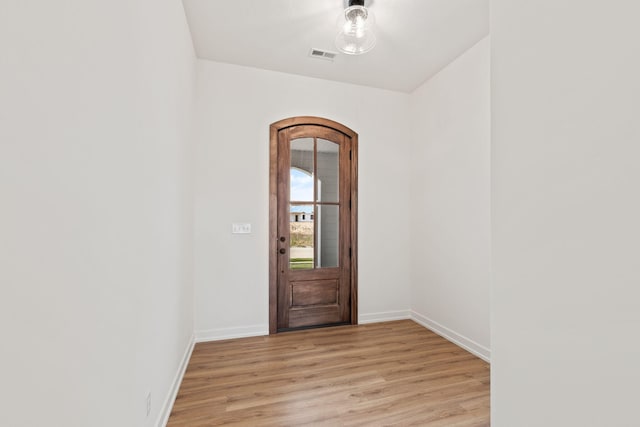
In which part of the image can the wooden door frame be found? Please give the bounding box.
[269,116,358,334]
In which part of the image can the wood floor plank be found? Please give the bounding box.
[167,320,490,426]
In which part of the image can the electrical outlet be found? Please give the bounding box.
[146,392,151,417]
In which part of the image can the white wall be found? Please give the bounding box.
[193,61,413,338]
[409,37,491,360]
[0,1,196,426]
[491,1,640,425]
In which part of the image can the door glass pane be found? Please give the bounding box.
[316,205,339,268]
[316,139,339,203]
[290,204,314,270]
[290,138,314,202]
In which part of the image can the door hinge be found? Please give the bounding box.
[349,247,352,258]
[349,150,352,160]
[349,199,351,209]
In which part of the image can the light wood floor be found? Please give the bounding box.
[167,320,489,426]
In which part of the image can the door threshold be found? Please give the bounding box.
[276,322,351,334]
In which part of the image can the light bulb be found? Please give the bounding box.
[335,4,376,55]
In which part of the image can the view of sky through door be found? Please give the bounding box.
[290,168,312,212]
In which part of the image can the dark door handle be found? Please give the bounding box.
[279,248,286,254]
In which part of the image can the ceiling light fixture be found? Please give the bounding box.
[335,0,376,55]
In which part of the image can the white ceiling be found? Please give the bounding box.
[182,0,489,93]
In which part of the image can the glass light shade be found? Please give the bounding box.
[335,5,377,55]
[335,29,376,55]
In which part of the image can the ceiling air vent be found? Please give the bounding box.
[309,48,338,61]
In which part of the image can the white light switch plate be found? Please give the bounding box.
[232,223,251,234]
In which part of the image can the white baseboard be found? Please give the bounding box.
[359,310,411,324]
[411,310,491,363]
[195,324,268,343]
[156,334,195,427]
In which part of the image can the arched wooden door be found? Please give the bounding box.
[269,117,358,333]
